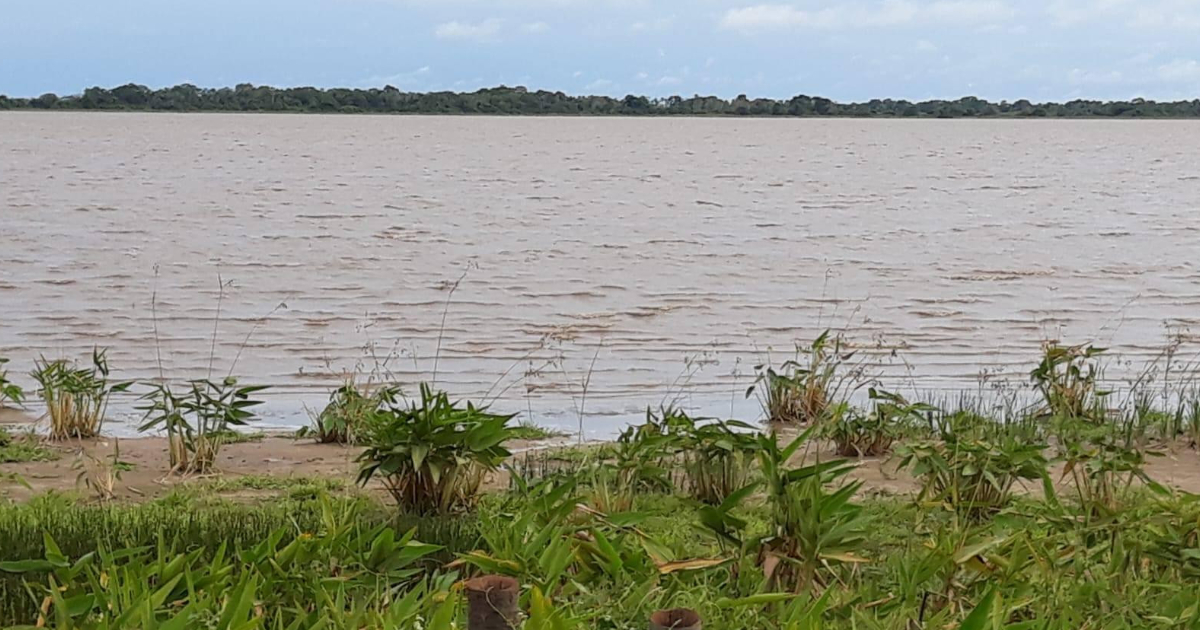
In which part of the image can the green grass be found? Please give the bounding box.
[0,428,57,464]
[190,474,347,501]
[508,420,571,441]
[4,479,1200,628]
[6,340,1200,628]
[209,429,266,444]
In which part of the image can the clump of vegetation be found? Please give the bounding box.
[747,331,863,425]
[0,428,56,464]
[1054,419,1163,519]
[1031,342,1109,421]
[898,422,1048,518]
[73,440,133,502]
[508,419,571,441]
[208,428,264,444]
[823,388,932,457]
[582,417,677,513]
[642,408,756,505]
[699,427,868,591]
[30,350,130,440]
[10,337,1200,628]
[305,379,399,444]
[357,384,514,515]
[0,358,23,407]
[0,496,447,628]
[137,377,268,474]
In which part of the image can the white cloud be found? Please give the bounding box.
[522,21,550,33]
[434,18,504,42]
[1156,59,1200,83]
[585,78,614,91]
[719,1,1013,32]
[1131,6,1200,29]
[630,16,675,32]
[925,0,1012,23]
[657,75,683,85]
[916,39,938,51]
[1067,68,1126,86]
[359,65,432,88]
[1048,0,1200,29]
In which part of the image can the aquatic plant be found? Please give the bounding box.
[30,349,130,440]
[137,377,268,474]
[1030,342,1109,421]
[1053,419,1164,519]
[356,383,514,515]
[823,388,933,457]
[0,358,23,407]
[747,330,864,425]
[306,378,399,444]
[644,407,757,505]
[897,431,1048,519]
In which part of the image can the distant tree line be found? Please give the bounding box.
[3,83,1200,118]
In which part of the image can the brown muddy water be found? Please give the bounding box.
[2,112,1200,437]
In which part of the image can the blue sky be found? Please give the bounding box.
[3,0,1200,101]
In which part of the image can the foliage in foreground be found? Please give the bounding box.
[6,478,1200,628]
[356,383,515,515]
[2,497,449,629]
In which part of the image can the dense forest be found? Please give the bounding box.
[3,83,1200,117]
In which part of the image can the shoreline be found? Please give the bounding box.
[7,431,1200,504]
[6,109,1200,121]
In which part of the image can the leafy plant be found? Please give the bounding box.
[455,474,670,598]
[582,417,677,513]
[73,440,134,502]
[651,408,757,504]
[1030,342,1109,421]
[0,358,23,407]
[1055,419,1164,519]
[357,383,514,515]
[1,496,447,628]
[699,428,869,591]
[898,432,1048,518]
[823,389,932,457]
[747,331,864,425]
[306,379,399,444]
[30,349,130,440]
[453,475,582,592]
[138,377,268,474]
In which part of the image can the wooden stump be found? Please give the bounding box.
[465,575,520,630]
[650,608,702,630]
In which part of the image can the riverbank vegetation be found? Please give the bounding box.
[3,339,1200,627]
[4,84,1200,118]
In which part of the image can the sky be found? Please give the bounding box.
[3,0,1200,102]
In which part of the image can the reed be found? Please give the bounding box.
[30,349,129,440]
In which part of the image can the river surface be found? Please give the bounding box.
[3,112,1200,436]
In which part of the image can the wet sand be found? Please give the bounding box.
[3,112,1200,437]
[6,435,1200,504]
[0,435,562,503]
